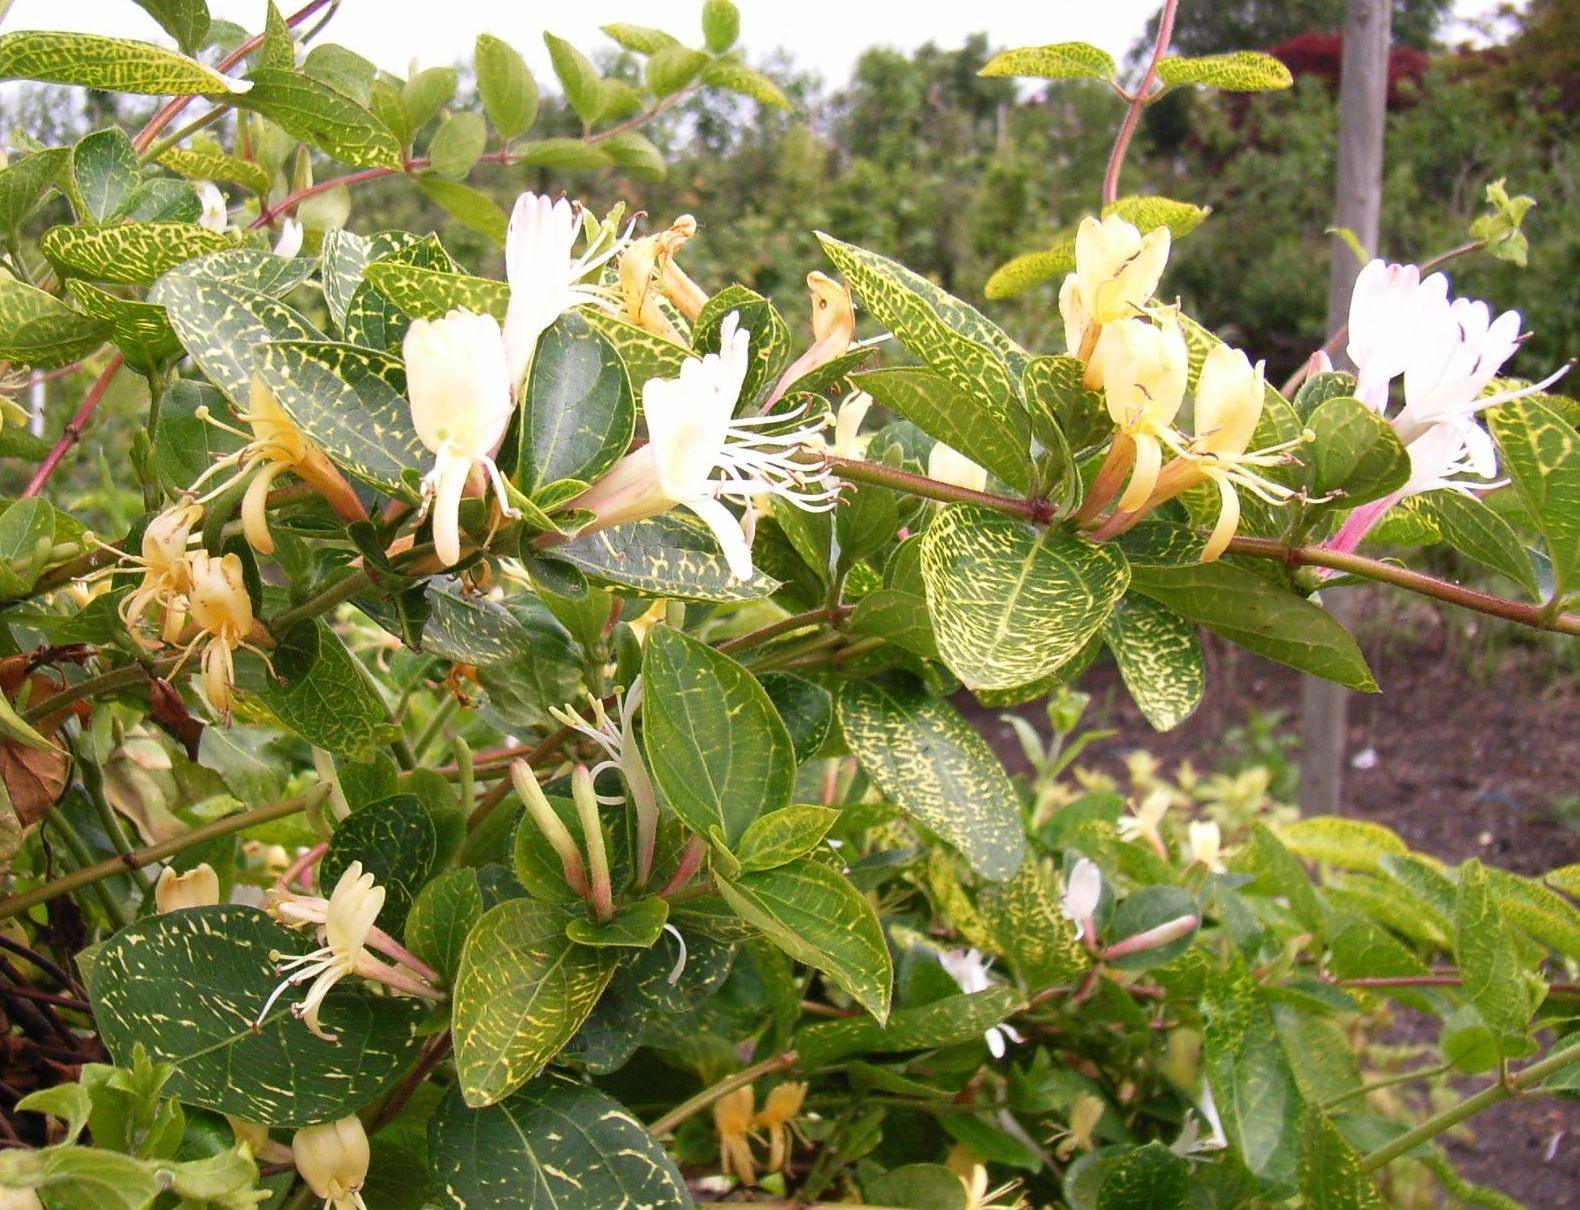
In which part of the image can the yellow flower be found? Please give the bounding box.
[1097,312,1189,511]
[618,215,704,339]
[154,862,219,912]
[1052,1092,1106,1160]
[1116,790,1171,858]
[108,501,202,645]
[183,550,263,723]
[1138,343,1306,561]
[292,1116,370,1210]
[1060,214,1171,388]
[767,271,857,406]
[714,1085,758,1185]
[958,1163,1027,1210]
[928,441,988,492]
[751,1081,808,1173]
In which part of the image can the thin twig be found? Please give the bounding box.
[22,354,124,498]
[648,1050,798,1137]
[1101,0,1179,205]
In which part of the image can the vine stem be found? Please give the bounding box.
[1102,0,1179,205]
[647,1050,798,1138]
[21,354,124,498]
[0,787,328,921]
[1359,1035,1580,1173]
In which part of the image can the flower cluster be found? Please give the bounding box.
[712,1081,810,1186]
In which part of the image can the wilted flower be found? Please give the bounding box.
[292,1115,370,1209]
[1060,214,1171,388]
[768,271,858,406]
[618,214,702,341]
[938,948,1024,1058]
[1060,858,1102,943]
[154,862,219,912]
[714,1085,758,1185]
[751,1081,809,1173]
[570,313,837,580]
[928,441,988,493]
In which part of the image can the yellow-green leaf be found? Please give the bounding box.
[0,30,247,96]
[979,42,1117,81]
[1157,51,1293,92]
[41,222,236,287]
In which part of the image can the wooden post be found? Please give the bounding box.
[1300,0,1392,816]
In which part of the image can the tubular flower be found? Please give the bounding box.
[714,1085,758,1185]
[1187,820,1226,873]
[292,1115,370,1210]
[1060,858,1102,943]
[502,191,627,391]
[273,218,304,259]
[1060,214,1171,389]
[828,390,873,459]
[938,949,1024,1058]
[958,1164,1028,1210]
[1135,343,1306,561]
[259,862,441,1041]
[1052,1092,1106,1161]
[1346,260,1451,410]
[548,682,660,886]
[108,501,202,644]
[1098,312,1190,511]
[189,375,361,555]
[767,271,858,406]
[751,1082,809,1173]
[182,551,266,723]
[569,312,837,581]
[1117,789,1171,858]
[928,441,988,493]
[196,181,228,232]
[404,310,519,567]
[154,862,219,912]
[509,759,588,897]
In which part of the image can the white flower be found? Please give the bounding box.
[1188,820,1226,873]
[196,181,228,232]
[292,1116,370,1210]
[154,863,219,912]
[403,309,519,566]
[502,192,625,392]
[938,948,1023,1058]
[1117,789,1171,852]
[259,862,385,1040]
[1346,260,1451,410]
[1060,858,1102,941]
[569,312,837,580]
[273,218,304,259]
[829,391,872,459]
[927,441,988,492]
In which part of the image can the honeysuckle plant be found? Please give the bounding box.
[0,2,1576,1208]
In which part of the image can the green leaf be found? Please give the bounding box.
[1456,859,1532,1041]
[1106,885,1199,971]
[0,147,69,237]
[717,857,893,1021]
[984,243,1077,301]
[855,367,1032,492]
[580,310,692,385]
[41,222,234,287]
[1157,51,1294,91]
[980,41,1117,80]
[1280,817,1408,873]
[416,177,509,245]
[795,987,1021,1070]
[321,794,440,936]
[565,898,669,948]
[1102,595,1203,731]
[601,24,679,54]
[1097,1142,1190,1209]
[1487,396,1580,599]
[0,277,108,369]
[920,504,1129,691]
[236,68,403,169]
[427,111,487,180]
[695,285,790,412]
[475,34,538,139]
[65,280,183,375]
[422,580,540,666]
[133,0,212,54]
[427,1075,689,1208]
[551,513,780,602]
[1129,561,1376,691]
[1415,489,1540,599]
[642,627,795,848]
[405,868,484,984]
[977,857,1088,987]
[157,146,271,196]
[67,128,140,225]
[737,805,839,872]
[514,312,635,492]
[156,381,241,494]
[698,58,789,107]
[0,1145,161,1208]
[848,588,939,660]
[543,32,606,126]
[1305,396,1409,508]
[320,229,418,331]
[1106,195,1212,239]
[402,66,458,131]
[759,672,834,763]
[249,619,399,761]
[257,1,293,71]
[253,340,427,499]
[838,675,1025,881]
[513,137,615,171]
[647,45,709,98]
[819,232,1027,406]
[702,0,741,52]
[150,270,324,404]
[0,30,246,96]
[89,906,425,1127]
[452,899,618,1106]
[362,261,509,322]
[1298,1110,1386,1208]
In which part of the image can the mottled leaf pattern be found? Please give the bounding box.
[0,276,109,369]
[1103,596,1204,731]
[362,261,509,322]
[855,367,1032,492]
[550,513,780,602]
[235,69,403,169]
[41,222,235,286]
[321,794,441,936]
[1157,51,1294,92]
[581,309,693,390]
[0,31,245,96]
[979,41,1117,80]
[64,281,182,374]
[1488,397,1580,598]
[794,987,1022,1069]
[1298,1110,1386,1207]
[249,620,398,761]
[838,675,1025,881]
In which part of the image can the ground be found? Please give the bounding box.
[978,597,1580,1206]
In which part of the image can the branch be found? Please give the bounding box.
[21,354,124,498]
[647,1050,799,1138]
[1102,0,1179,205]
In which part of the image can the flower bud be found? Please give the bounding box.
[509,761,587,896]
[292,1116,370,1209]
[927,442,988,493]
[1101,912,1199,959]
[573,764,614,921]
[154,862,220,912]
[1060,858,1102,943]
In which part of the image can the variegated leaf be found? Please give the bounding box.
[64,281,183,373]
[838,674,1025,882]
[157,147,272,197]
[920,504,1129,691]
[580,309,693,391]
[694,284,790,411]
[978,856,1090,985]
[855,366,1032,493]
[1102,595,1204,731]
[235,68,403,169]
[0,30,248,96]
[42,222,236,287]
[795,987,1023,1070]
[321,229,421,332]
[1157,51,1294,92]
[978,41,1117,81]
[1488,396,1580,599]
[548,513,780,603]
[0,277,109,369]
[362,261,509,322]
[253,341,427,499]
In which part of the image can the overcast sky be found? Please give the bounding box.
[2,0,1513,91]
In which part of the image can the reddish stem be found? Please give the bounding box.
[1102,0,1179,205]
[22,353,123,498]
